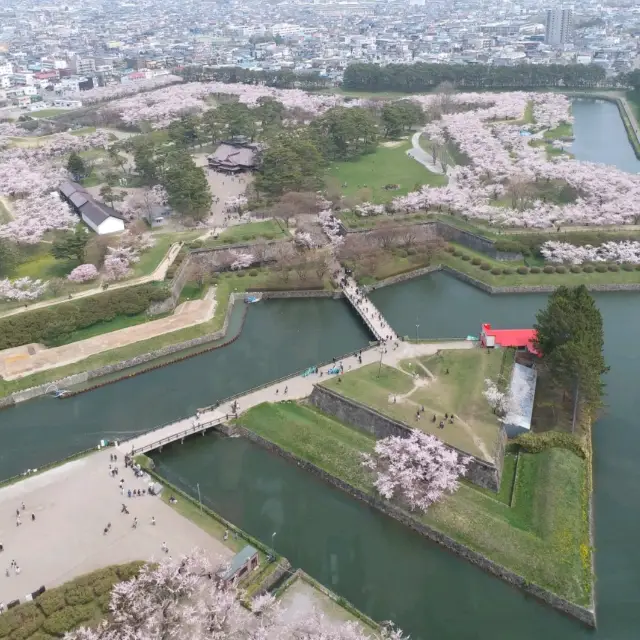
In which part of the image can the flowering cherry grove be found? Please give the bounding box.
[362,430,470,513]
[104,81,350,128]
[0,130,111,244]
[387,91,640,228]
[0,276,48,301]
[67,263,100,283]
[65,550,406,640]
[540,240,640,264]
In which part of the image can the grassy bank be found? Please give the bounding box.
[239,401,591,607]
[0,267,332,397]
[326,142,447,205]
[322,351,502,461]
[202,220,289,248]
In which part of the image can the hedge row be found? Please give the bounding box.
[0,284,170,350]
[165,247,189,280]
[514,431,587,459]
[494,230,640,257]
[0,562,144,639]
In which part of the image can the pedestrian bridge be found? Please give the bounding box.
[341,277,397,342]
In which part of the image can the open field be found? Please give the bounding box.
[29,108,72,118]
[202,219,289,247]
[322,349,503,461]
[239,401,591,607]
[326,142,447,204]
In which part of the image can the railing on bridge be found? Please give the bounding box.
[341,286,383,340]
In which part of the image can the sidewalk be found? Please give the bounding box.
[121,339,473,454]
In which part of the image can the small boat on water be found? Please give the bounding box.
[244,295,261,304]
[52,389,71,398]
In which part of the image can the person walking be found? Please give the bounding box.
[150,517,156,526]
[31,513,35,522]
[161,542,168,553]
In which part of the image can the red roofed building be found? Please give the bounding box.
[480,323,539,355]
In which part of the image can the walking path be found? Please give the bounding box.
[0,449,231,607]
[408,131,448,175]
[0,242,183,320]
[121,339,472,455]
[340,276,397,342]
[0,287,217,380]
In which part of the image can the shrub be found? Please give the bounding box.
[636,264,640,271]
[406,247,417,255]
[0,604,43,640]
[248,269,258,277]
[530,266,541,274]
[42,604,94,636]
[480,263,491,270]
[396,249,408,258]
[583,265,595,273]
[608,264,619,272]
[64,584,94,606]
[543,265,555,274]
[36,588,66,616]
[514,431,587,459]
[555,266,567,274]
[490,267,502,275]
[502,268,514,275]
[189,239,203,249]
[595,264,607,273]
[452,250,462,257]
[461,254,471,261]
[116,561,145,581]
[569,265,582,273]
[517,266,529,274]
[445,245,455,253]
[236,271,245,278]
[97,592,111,613]
[0,283,170,350]
[622,263,634,271]
[471,257,481,265]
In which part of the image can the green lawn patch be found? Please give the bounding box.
[441,241,640,287]
[203,220,288,247]
[343,247,435,284]
[322,350,502,462]
[0,562,143,640]
[239,402,376,490]
[13,243,79,280]
[326,142,447,205]
[543,122,573,139]
[240,401,591,607]
[30,108,71,118]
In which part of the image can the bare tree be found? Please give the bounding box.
[314,255,329,280]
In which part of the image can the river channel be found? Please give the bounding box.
[1,100,639,638]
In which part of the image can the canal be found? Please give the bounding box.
[149,273,640,640]
[571,97,640,172]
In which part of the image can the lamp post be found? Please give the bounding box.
[416,317,420,342]
[272,531,277,550]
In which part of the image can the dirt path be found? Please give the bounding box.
[0,287,216,380]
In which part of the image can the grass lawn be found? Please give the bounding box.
[543,122,573,139]
[30,108,71,118]
[0,198,11,224]
[13,244,79,280]
[322,351,502,462]
[325,142,447,204]
[0,562,143,639]
[345,247,435,285]
[239,402,376,490]
[440,242,640,287]
[203,220,288,247]
[239,401,591,607]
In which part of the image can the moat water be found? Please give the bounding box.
[1,101,639,638]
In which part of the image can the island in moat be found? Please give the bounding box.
[0,81,627,637]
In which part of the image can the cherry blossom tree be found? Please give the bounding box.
[362,430,469,512]
[483,379,508,415]
[67,264,99,283]
[0,276,48,301]
[541,240,640,264]
[64,551,407,640]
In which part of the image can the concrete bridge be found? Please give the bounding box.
[119,340,470,456]
[341,276,397,342]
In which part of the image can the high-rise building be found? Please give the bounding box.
[545,7,572,46]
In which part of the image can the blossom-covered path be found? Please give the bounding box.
[0,242,183,320]
[121,339,472,455]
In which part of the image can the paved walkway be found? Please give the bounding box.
[408,130,448,175]
[341,276,397,342]
[121,339,472,454]
[0,449,231,606]
[0,287,217,380]
[0,242,183,320]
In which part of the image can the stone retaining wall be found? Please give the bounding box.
[251,559,292,597]
[363,266,440,292]
[232,423,596,629]
[309,385,504,492]
[252,289,341,299]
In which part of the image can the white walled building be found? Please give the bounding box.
[545,8,572,47]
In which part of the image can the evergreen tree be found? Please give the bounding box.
[51,227,89,262]
[67,152,87,180]
[163,151,212,221]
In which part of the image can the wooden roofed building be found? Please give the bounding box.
[59,181,125,235]
[207,139,263,174]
